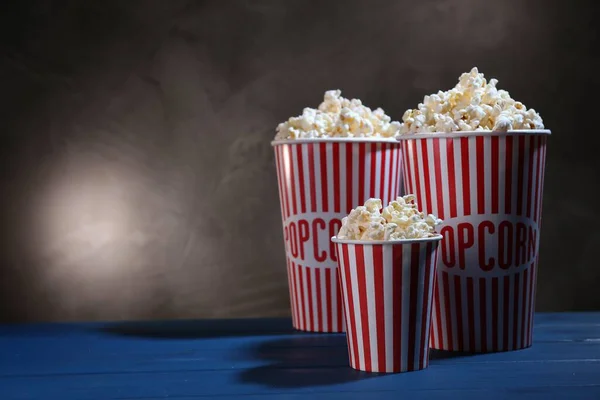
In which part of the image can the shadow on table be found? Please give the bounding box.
[95,318,297,339]
[237,336,382,388]
[429,349,480,361]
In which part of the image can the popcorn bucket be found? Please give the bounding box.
[398,130,550,352]
[332,236,441,372]
[272,139,404,332]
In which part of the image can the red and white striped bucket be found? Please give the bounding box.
[272,139,404,332]
[398,130,550,352]
[332,236,441,372]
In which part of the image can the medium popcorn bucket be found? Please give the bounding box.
[272,139,404,332]
[398,130,550,352]
[332,236,441,372]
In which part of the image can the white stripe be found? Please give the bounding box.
[294,264,304,330]
[351,144,359,211]
[472,278,481,351]
[453,139,464,217]
[524,268,531,347]
[522,136,531,218]
[516,271,523,349]
[511,136,520,215]
[413,245,424,370]
[291,144,302,216]
[439,138,451,219]
[498,137,507,214]
[374,143,382,199]
[483,136,492,215]
[486,277,493,350]
[438,275,448,350]
[383,245,394,372]
[338,246,354,364]
[326,143,335,212]
[339,143,347,212]
[302,267,311,331]
[425,246,437,364]
[320,268,328,331]
[430,282,438,349]
[415,141,428,213]
[313,144,323,213]
[383,144,391,203]
[448,273,459,350]
[497,277,504,350]
[468,137,478,217]
[348,245,365,370]
[401,244,412,371]
[311,268,319,331]
[364,245,378,371]
[460,275,469,350]
[364,144,372,200]
[397,144,404,196]
[508,274,515,350]
[331,268,338,332]
[302,144,312,214]
[529,137,539,220]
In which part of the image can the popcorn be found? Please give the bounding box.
[337,195,442,241]
[399,68,544,134]
[275,90,401,140]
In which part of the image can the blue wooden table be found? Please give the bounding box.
[0,313,599,399]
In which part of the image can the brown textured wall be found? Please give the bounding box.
[1,0,599,322]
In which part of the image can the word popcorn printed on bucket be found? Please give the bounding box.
[399,67,544,134]
[274,90,401,140]
[337,196,442,240]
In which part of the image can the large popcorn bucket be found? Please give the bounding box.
[272,139,404,332]
[398,130,550,352]
[332,236,441,372]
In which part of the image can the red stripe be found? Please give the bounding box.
[392,244,403,372]
[447,139,458,218]
[336,272,343,332]
[419,242,434,369]
[434,275,443,349]
[476,136,485,215]
[516,135,526,216]
[341,244,360,368]
[315,268,323,332]
[410,142,423,210]
[420,140,433,213]
[288,146,298,215]
[319,143,329,212]
[396,145,402,197]
[504,136,514,214]
[442,271,454,351]
[296,145,307,213]
[308,144,317,213]
[346,143,353,212]
[355,245,372,370]
[407,243,420,370]
[538,138,547,225]
[533,137,542,222]
[291,263,301,329]
[380,143,387,201]
[520,269,529,348]
[326,269,333,333]
[453,275,464,351]
[512,272,520,350]
[403,142,413,195]
[373,245,386,372]
[432,139,445,219]
[527,262,536,346]
[479,277,487,352]
[358,144,366,202]
[526,136,535,218]
[280,146,291,219]
[369,143,377,197]
[503,275,510,351]
[491,136,499,214]
[492,277,499,351]
[460,138,471,215]
[297,264,307,330]
[286,258,295,327]
[306,267,314,332]
[466,277,475,352]
[333,143,340,213]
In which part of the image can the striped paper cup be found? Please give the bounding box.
[332,235,441,373]
[272,138,404,333]
[398,130,550,352]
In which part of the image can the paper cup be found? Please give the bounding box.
[398,130,550,352]
[272,138,404,332]
[332,235,441,372]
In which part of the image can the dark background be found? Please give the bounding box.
[1,0,598,323]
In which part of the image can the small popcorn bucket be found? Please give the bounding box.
[331,235,441,372]
[272,139,404,332]
[398,130,550,352]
